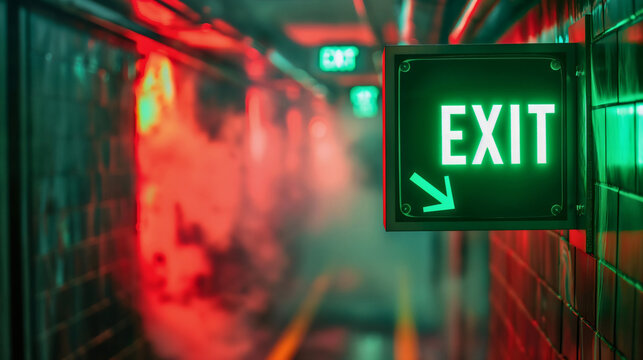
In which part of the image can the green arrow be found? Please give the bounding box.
[409,173,455,213]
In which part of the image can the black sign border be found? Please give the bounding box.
[383,44,578,231]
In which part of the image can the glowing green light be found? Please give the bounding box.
[350,86,379,118]
[638,104,643,166]
[441,105,467,165]
[472,105,503,165]
[441,103,555,165]
[320,46,359,72]
[510,104,520,164]
[528,104,555,164]
[409,173,455,213]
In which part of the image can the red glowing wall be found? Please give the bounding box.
[134,47,350,357]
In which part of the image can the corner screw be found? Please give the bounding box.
[401,203,411,214]
[551,204,563,216]
[550,59,562,71]
[400,62,410,73]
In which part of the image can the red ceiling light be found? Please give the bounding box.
[284,23,377,47]
[132,0,191,28]
[175,25,243,51]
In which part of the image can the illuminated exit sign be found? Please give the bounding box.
[319,46,359,72]
[383,44,578,231]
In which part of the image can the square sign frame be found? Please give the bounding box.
[383,44,578,231]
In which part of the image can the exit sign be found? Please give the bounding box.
[319,46,359,72]
[383,44,578,231]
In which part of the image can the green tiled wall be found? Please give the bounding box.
[490,0,643,359]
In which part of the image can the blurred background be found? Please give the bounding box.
[0,0,642,359]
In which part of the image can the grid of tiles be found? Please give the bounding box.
[27,11,146,359]
[490,0,643,359]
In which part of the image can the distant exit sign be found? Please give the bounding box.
[319,46,359,72]
[383,44,578,231]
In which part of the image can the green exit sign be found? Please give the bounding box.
[383,44,578,231]
[319,46,359,72]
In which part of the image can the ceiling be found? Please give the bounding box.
[124,0,536,97]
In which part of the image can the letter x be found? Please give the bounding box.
[472,105,503,165]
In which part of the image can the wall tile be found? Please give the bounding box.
[614,275,635,359]
[579,319,596,360]
[594,184,618,266]
[593,0,605,37]
[604,0,634,30]
[543,232,560,291]
[599,336,615,360]
[593,106,607,184]
[560,240,576,306]
[634,287,643,360]
[618,21,643,103]
[637,102,642,196]
[575,247,597,326]
[539,282,562,352]
[596,263,616,344]
[570,229,588,254]
[618,192,643,281]
[592,33,619,105]
[606,105,636,191]
[562,304,579,360]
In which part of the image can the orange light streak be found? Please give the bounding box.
[394,270,419,360]
[266,274,332,360]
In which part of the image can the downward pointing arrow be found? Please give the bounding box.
[409,173,455,213]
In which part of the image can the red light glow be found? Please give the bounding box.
[136,52,274,358]
[132,0,191,28]
[175,25,243,51]
[284,23,377,47]
[131,0,247,55]
[308,117,328,139]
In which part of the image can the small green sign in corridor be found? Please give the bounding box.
[383,44,578,231]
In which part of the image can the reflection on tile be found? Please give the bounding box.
[575,247,597,327]
[618,192,643,281]
[619,21,643,103]
[559,240,575,306]
[592,33,618,105]
[562,304,579,360]
[606,105,636,191]
[635,287,643,359]
[593,107,607,183]
[600,336,615,360]
[604,0,634,31]
[596,263,616,344]
[539,283,562,352]
[615,275,635,359]
[637,103,643,195]
[594,184,618,265]
[579,319,596,360]
[593,0,605,37]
